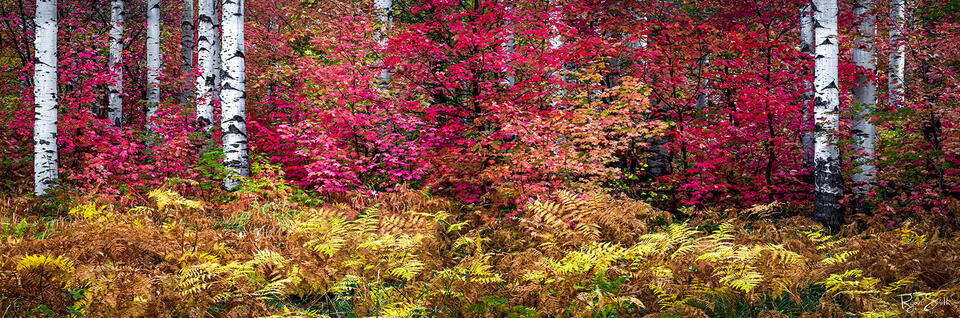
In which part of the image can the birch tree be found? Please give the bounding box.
[852,0,877,213]
[221,0,249,190]
[196,0,218,131]
[374,0,392,83]
[33,0,58,196]
[549,0,564,107]
[548,0,562,50]
[888,0,906,107]
[502,3,515,86]
[800,4,815,172]
[108,0,123,127]
[146,0,161,122]
[180,0,194,104]
[812,0,844,230]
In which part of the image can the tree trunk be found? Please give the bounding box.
[374,0,392,83]
[221,0,249,190]
[33,0,58,196]
[549,0,564,108]
[800,4,815,175]
[146,0,161,123]
[852,0,877,214]
[888,0,906,108]
[180,0,194,104]
[634,14,670,180]
[812,0,844,230]
[695,56,709,110]
[646,135,671,179]
[502,3,515,86]
[213,2,221,99]
[196,0,217,131]
[108,0,123,127]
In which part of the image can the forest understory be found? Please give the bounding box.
[1,171,960,317]
[2,0,960,316]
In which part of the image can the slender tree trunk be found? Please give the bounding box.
[266,18,277,97]
[33,0,58,196]
[213,3,221,99]
[374,0,391,83]
[549,0,564,107]
[502,3,515,86]
[888,0,906,108]
[800,4,815,174]
[146,0,161,123]
[646,133,671,179]
[221,0,249,190]
[108,0,124,127]
[634,14,670,180]
[196,0,217,131]
[695,56,709,110]
[180,0,194,104]
[852,0,877,214]
[812,0,844,230]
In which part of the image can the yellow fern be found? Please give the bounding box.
[148,189,204,211]
[897,222,926,246]
[16,254,75,284]
[68,202,110,221]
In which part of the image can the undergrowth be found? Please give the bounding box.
[0,171,958,317]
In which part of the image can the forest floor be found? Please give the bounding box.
[1,174,959,317]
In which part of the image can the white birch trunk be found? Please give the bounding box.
[146,0,161,123]
[852,0,877,212]
[549,0,564,107]
[221,0,249,190]
[548,0,562,50]
[33,0,58,196]
[888,0,906,108]
[374,0,392,83]
[812,0,844,229]
[196,0,217,130]
[108,0,124,127]
[180,0,194,104]
[213,5,221,99]
[800,4,815,173]
[502,4,515,86]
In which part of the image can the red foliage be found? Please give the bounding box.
[0,0,957,215]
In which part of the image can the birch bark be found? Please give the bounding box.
[888,0,906,108]
[374,0,392,83]
[196,0,218,131]
[108,0,124,126]
[852,0,877,213]
[800,4,815,171]
[812,0,844,229]
[180,0,195,104]
[146,0,161,123]
[33,0,58,196]
[221,0,249,190]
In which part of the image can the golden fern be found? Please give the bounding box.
[148,189,203,211]
[297,217,349,257]
[16,254,75,285]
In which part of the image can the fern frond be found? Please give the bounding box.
[16,254,75,284]
[822,250,859,264]
[149,189,203,211]
[389,258,424,281]
[897,222,926,246]
[68,202,109,220]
